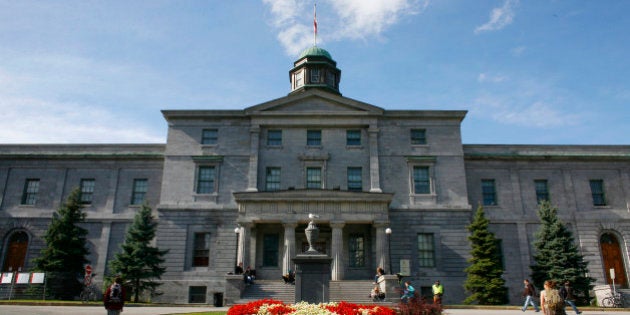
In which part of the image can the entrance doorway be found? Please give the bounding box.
[600,233,628,288]
[2,231,29,272]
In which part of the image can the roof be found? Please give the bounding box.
[298,46,333,60]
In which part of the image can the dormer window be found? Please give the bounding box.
[294,71,303,88]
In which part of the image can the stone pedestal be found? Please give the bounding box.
[293,253,332,304]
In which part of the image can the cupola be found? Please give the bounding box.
[289,46,341,95]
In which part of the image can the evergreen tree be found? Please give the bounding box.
[463,205,509,305]
[33,188,89,299]
[109,203,168,302]
[531,201,594,304]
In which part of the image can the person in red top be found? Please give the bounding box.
[104,276,125,315]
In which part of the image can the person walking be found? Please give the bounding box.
[522,279,540,312]
[559,281,581,314]
[104,276,125,315]
[540,280,565,315]
[432,280,444,305]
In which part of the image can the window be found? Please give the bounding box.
[201,129,218,145]
[192,233,210,267]
[80,179,95,204]
[534,180,549,204]
[196,166,216,194]
[306,167,322,189]
[131,179,148,205]
[326,72,336,87]
[589,179,606,206]
[310,68,320,83]
[410,129,427,145]
[21,179,39,205]
[265,167,281,191]
[413,166,431,194]
[348,234,365,267]
[188,286,207,303]
[267,130,282,146]
[307,130,321,146]
[262,234,279,267]
[347,167,362,191]
[346,130,361,146]
[294,70,303,88]
[417,233,435,267]
[481,179,497,206]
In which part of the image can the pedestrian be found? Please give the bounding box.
[540,280,565,315]
[432,280,444,305]
[234,262,244,275]
[374,267,385,284]
[522,279,540,312]
[400,281,415,302]
[559,281,581,314]
[104,276,125,315]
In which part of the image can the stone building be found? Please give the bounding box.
[0,47,629,304]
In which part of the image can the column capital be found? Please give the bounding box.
[282,221,298,228]
[330,221,345,229]
[373,221,390,229]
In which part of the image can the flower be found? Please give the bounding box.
[227,299,396,315]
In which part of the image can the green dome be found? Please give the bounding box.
[298,46,333,60]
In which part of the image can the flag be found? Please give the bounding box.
[313,4,318,35]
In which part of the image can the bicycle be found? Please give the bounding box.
[601,292,624,308]
[80,274,97,303]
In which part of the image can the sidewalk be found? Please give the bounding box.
[0,305,629,315]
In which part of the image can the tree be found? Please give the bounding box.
[33,188,89,299]
[109,203,168,302]
[463,205,509,305]
[530,201,594,304]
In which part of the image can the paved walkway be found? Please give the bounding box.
[0,305,629,315]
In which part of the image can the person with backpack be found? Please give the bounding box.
[540,280,566,315]
[104,276,125,315]
[522,279,541,312]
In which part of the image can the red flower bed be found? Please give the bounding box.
[227,299,396,315]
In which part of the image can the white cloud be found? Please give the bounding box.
[478,72,507,83]
[0,95,164,143]
[475,0,518,34]
[263,0,428,56]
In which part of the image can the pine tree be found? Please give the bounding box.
[531,201,594,304]
[109,203,168,302]
[33,188,89,299]
[463,205,509,305]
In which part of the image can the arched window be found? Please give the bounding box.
[2,231,29,272]
[600,233,628,288]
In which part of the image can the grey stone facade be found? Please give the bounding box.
[0,49,629,305]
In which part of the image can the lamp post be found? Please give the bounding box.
[234,227,240,272]
[385,228,392,274]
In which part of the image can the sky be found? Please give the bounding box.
[0,0,628,145]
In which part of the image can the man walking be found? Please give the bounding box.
[522,279,540,312]
[432,280,444,305]
[559,281,582,314]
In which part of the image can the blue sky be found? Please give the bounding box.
[1,0,628,145]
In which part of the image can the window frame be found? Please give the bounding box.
[417,233,436,268]
[413,166,431,195]
[192,232,211,267]
[79,178,95,204]
[267,129,282,146]
[265,167,281,191]
[589,179,607,206]
[130,178,148,205]
[21,178,40,205]
[346,130,361,146]
[410,129,427,145]
[481,179,497,206]
[201,129,218,145]
[534,179,549,204]
[262,234,279,267]
[306,130,322,146]
[306,167,323,189]
[347,167,362,192]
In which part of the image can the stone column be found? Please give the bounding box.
[96,221,112,277]
[368,126,382,192]
[246,126,260,192]
[237,223,253,269]
[330,222,345,280]
[374,222,388,272]
[283,222,297,275]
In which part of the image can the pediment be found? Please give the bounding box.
[245,89,383,115]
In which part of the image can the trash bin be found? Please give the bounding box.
[213,292,223,307]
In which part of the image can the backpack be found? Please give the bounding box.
[109,283,122,304]
[546,289,562,309]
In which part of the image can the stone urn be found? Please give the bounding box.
[305,214,319,253]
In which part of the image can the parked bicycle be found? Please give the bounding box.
[80,274,97,303]
[601,292,624,308]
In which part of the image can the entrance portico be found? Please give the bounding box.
[233,190,393,281]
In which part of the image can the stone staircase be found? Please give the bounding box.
[236,280,295,304]
[330,280,393,305]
